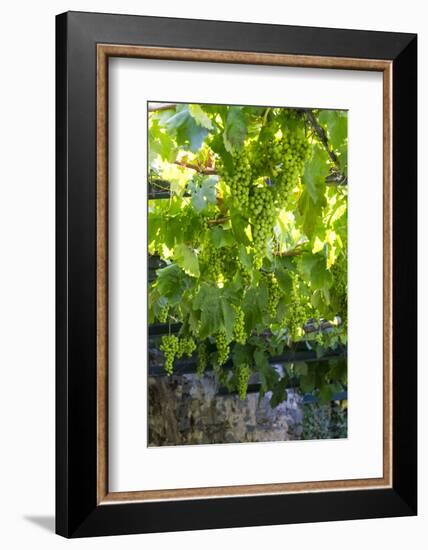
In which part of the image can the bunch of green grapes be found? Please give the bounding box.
[286,277,308,341]
[235,364,251,400]
[196,341,208,375]
[249,185,276,255]
[251,129,310,207]
[220,151,252,209]
[200,242,223,281]
[177,336,196,358]
[215,331,229,366]
[232,305,246,345]
[237,254,252,287]
[238,264,251,287]
[160,335,179,375]
[273,131,311,205]
[267,274,281,318]
[200,216,210,232]
[157,305,169,323]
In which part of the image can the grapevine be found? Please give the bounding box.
[149,103,348,406]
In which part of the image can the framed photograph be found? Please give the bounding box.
[56,11,417,538]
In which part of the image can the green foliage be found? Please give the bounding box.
[302,400,348,440]
[173,243,200,278]
[223,106,247,152]
[188,176,217,212]
[148,103,348,406]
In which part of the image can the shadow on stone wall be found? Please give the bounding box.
[148,373,304,446]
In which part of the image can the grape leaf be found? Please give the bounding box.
[300,252,320,280]
[177,117,209,152]
[270,377,288,408]
[275,267,292,293]
[188,176,217,212]
[155,264,191,306]
[164,108,189,130]
[238,244,253,270]
[257,358,279,395]
[159,214,187,248]
[189,104,213,129]
[310,256,332,291]
[302,146,329,204]
[210,132,234,173]
[165,106,208,152]
[223,106,247,152]
[193,284,235,340]
[318,110,347,152]
[210,226,235,248]
[231,208,251,245]
[232,344,253,367]
[242,286,267,332]
[221,299,235,342]
[173,244,200,278]
[298,189,324,240]
[149,119,177,163]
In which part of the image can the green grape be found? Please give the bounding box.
[251,128,310,208]
[196,341,208,375]
[286,276,308,341]
[221,150,252,209]
[314,331,325,346]
[249,184,276,256]
[159,335,179,376]
[177,336,196,359]
[236,364,251,400]
[217,114,312,265]
[232,305,246,345]
[267,274,281,319]
[200,242,225,281]
[238,264,251,287]
[157,305,169,323]
[201,217,209,231]
[215,331,229,366]
[254,256,263,270]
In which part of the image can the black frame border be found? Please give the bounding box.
[56,11,417,538]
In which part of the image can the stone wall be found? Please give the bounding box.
[148,373,303,446]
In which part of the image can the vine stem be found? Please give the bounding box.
[174,160,217,175]
[273,242,307,257]
[273,249,303,257]
[304,110,347,186]
[304,109,340,168]
[148,102,177,112]
[207,216,230,226]
[262,107,271,126]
